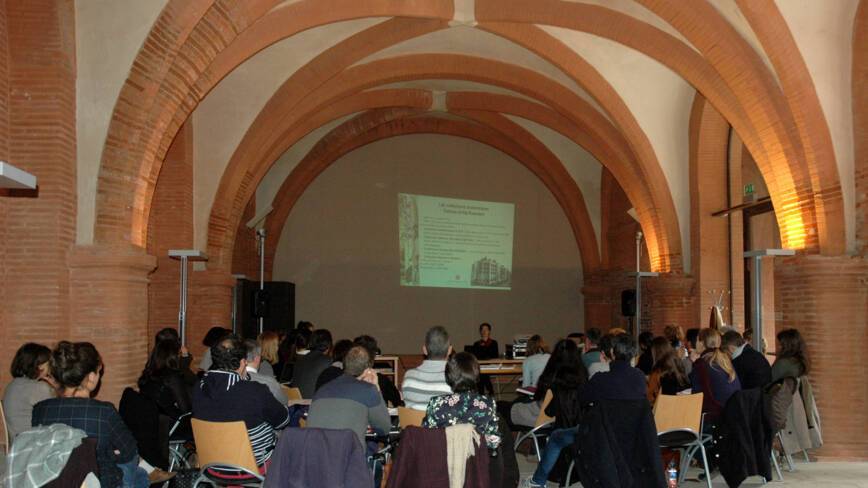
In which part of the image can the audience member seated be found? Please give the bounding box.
[422,352,501,450]
[243,339,288,405]
[722,330,772,390]
[192,335,290,468]
[354,335,404,407]
[3,343,56,440]
[153,327,196,386]
[257,331,280,378]
[581,327,603,369]
[522,363,588,488]
[279,327,312,382]
[198,326,230,371]
[291,329,333,398]
[690,328,741,418]
[307,346,391,452]
[402,326,453,411]
[521,335,550,389]
[646,337,691,405]
[580,333,646,404]
[636,331,655,375]
[686,327,700,353]
[510,339,581,428]
[32,341,149,488]
[137,338,193,435]
[315,339,354,391]
[771,328,810,382]
[566,332,585,352]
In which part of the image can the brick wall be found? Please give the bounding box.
[0,0,76,388]
[146,120,194,345]
[232,198,259,279]
[855,0,868,254]
[776,255,868,460]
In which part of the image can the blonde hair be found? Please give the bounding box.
[258,331,280,364]
[698,328,736,382]
[608,327,627,336]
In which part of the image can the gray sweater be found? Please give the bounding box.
[306,374,390,450]
[2,377,54,439]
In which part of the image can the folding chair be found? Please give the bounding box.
[397,407,425,428]
[191,419,264,487]
[168,412,193,471]
[513,390,555,462]
[0,400,10,454]
[654,393,712,488]
[282,385,303,401]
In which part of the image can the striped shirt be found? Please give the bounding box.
[401,360,452,411]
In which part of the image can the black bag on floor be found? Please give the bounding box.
[169,469,200,488]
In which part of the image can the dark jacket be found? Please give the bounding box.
[33,398,139,488]
[718,388,773,487]
[471,339,499,360]
[580,360,647,403]
[572,400,666,488]
[192,370,290,465]
[138,370,192,421]
[119,387,174,470]
[264,427,372,488]
[292,350,334,399]
[386,426,490,488]
[732,346,772,390]
[690,357,741,419]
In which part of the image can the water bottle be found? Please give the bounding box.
[667,460,678,487]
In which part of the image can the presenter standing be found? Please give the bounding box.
[473,323,499,395]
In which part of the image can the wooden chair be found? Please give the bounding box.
[191,419,264,487]
[1,399,10,454]
[282,386,303,401]
[654,393,712,488]
[397,407,426,428]
[513,390,555,461]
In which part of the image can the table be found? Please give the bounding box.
[478,359,523,398]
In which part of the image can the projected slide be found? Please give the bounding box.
[398,193,515,290]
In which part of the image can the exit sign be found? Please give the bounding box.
[744,183,755,196]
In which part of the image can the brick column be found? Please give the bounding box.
[68,245,156,404]
[582,279,615,330]
[644,274,697,334]
[776,255,868,460]
[187,269,236,360]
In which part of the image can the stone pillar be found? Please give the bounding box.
[776,255,868,460]
[68,245,156,404]
[187,269,236,360]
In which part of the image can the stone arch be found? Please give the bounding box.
[259,111,600,276]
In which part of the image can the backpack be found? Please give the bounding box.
[763,377,797,432]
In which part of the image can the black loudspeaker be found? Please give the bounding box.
[237,280,295,339]
[621,289,637,317]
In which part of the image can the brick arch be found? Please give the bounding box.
[205,55,678,274]
[259,112,600,276]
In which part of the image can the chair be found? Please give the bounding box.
[654,393,712,488]
[282,385,303,401]
[397,407,425,428]
[513,390,554,462]
[191,419,264,487]
[0,399,10,454]
[168,412,193,471]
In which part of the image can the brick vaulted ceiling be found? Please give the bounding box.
[83,0,859,278]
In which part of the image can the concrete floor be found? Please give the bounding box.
[516,453,868,487]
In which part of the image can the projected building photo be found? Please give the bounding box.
[470,257,512,287]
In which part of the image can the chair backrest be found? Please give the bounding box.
[0,399,9,454]
[397,407,425,428]
[282,386,303,401]
[653,393,703,434]
[191,418,259,474]
[535,390,555,427]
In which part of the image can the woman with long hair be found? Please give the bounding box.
[646,337,690,404]
[510,339,581,428]
[257,331,280,378]
[690,329,741,417]
[33,342,150,488]
[772,328,810,381]
[3,343,56,439]
[138,339,192,422]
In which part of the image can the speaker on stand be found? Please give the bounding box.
[621,289,637,336]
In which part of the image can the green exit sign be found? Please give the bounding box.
[744,183,755,196]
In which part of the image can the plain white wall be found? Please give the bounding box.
[272,134,585,354]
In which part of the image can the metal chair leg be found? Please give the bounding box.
[771,450,784,482]
[802,450,810,462]
[698,443,712,488]
[776,432,796,472]
[532,434,542,462]
[565,460,575,486]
